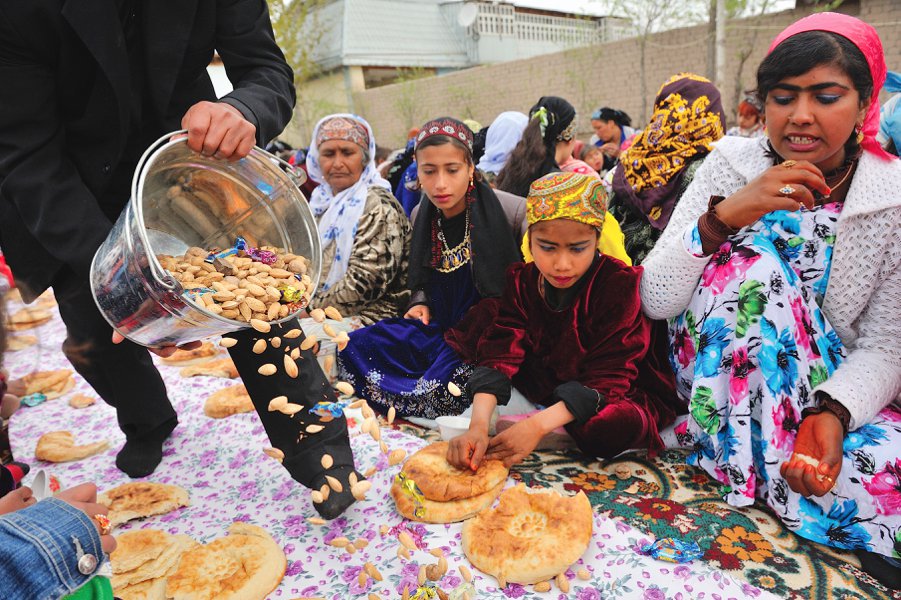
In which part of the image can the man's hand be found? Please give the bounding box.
[779,411,844,497]
[111,331,201,358]
[485,416,545,468]
[180,101,256,161]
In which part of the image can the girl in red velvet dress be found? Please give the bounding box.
[445,172,681,470]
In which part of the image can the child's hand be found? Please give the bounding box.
[485,417,544,468]
[0,486,36,515]
[404,305,430,325]
[447,429,488,471]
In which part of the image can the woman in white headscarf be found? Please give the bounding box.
[476,111,528,185]
[306,114,411,324]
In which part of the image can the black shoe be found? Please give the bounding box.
[855,549,901,590]
[308,465,363,520]
[116,418,177,478]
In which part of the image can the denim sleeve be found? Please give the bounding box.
[0,498,104,600]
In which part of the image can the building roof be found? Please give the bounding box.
[315,0,470,70]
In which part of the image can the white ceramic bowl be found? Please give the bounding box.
[436,415,471,441]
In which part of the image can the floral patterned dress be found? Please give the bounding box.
[668,202,901,558]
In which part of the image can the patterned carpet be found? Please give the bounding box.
[394,422,900,600]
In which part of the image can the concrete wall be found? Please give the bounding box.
[337,0,900,148]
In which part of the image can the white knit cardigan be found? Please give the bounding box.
[640,136,901,430]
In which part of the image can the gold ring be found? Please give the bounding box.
[782,160,797,169]
[779,185,796,196]
[93,513,112,536]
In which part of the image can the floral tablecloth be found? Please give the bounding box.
[4,294,772,599]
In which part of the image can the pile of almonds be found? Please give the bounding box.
[157,246,312,323]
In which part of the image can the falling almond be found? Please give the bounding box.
[306,424,324,434]
[300,335,317,351]
[291,347,301,360]
[334,381,354,396]
[321,454,333,469]
[351,480,371,501]
[311,490,324,503]
[324,306,343,320]
[325,475,343,493]
[284,328,302,339]
[279,403,303,415]
[348,399,365,409]
[270,336,281,348]
[323,323,337,338]
[387,406,396,424]
[252,339,267,354]
[323,355,335,374]
[263,447,284,462]
[284,354,298,378]
[388,449,407,466]
[448,382,462,397]
[379,440,388,455]
[308,516,327,525]
[329,536,351,548]
[364,466,378,478]
[268,396,288,411]
[219,337,237,348]
[250,318,271,333]
[258,363,277,376]
[370,427,381,442]
[309,308,326,323]
[349,472,358,487]
[320,483,331,500]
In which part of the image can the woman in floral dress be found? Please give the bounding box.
[639,13,901,585]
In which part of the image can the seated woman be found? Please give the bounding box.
[639,13,901,582]
[476,111,528,186]
[337,118,522,419]
[305,114,411,325]
[608,73,726,265]
[589,107,637,173]
[726,92,765,139]
[445,172,680,470]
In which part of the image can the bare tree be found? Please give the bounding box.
[606,0,708,123]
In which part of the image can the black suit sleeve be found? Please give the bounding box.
[0,7,113,278]
[215,0,296,144]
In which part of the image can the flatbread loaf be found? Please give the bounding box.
[7,306,52,330]
[7,334,38,351]
[160,342,219,365]
[166,522,286,600]
[401,441,508,502]
[98,482,191,527]
[21,369,75,399]
[35,430,109,463]
[392,477,504,523]
[112,530,198,596]
[68,393,97,409]
[204,384,253,419]
[462,483,593,585]
[179,357,238,379]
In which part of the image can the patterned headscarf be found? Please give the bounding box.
[306,114,390,292]
[612,73,725,230]
[314,116,369,151]
[768,12,893,162]
[527,172,608,231]
[476,111,529,175]
[416,117,474,153]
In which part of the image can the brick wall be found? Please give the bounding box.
[345,0,899,148]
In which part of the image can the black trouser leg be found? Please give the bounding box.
[226,320,359,518]
[52,267,176,440]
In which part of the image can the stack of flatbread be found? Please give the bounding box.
[390,441,508,524]
[20,369,75,399]
[111,529,199,600]
[160,342,220,366]
[6,306,52,330]
[462,483,593,587]
[35,430,109,462]
[179,357,238,379]
[7,334,38,352]
[98,482,190,527]
[203,384,254,418]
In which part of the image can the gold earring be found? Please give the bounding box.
[856,125,865,144]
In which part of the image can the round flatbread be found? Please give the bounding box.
[204,384,253,419]
[179,357,238,379]
[7,306,52,330]
[401,441,508,502]
[7,334,38,352]
[166,522,286,600]
[99,482,191,527]
[462,483,593,585]
[21,369,75,399]
[35,430,109,463]
[160,341,219,365]
[392,476,505,524]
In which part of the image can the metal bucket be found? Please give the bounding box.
[90,131,321,348]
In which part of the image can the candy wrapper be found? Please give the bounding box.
[640,538,703,563]
[395,472,426,519]
[310,400,350,418]
[21,393,48,408]
[410,585,438,600]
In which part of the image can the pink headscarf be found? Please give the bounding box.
[768,12,892,161]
